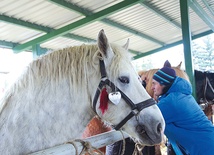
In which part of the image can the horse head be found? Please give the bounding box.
[0,29,165,154]
[92,30,165,145]
[172,61,190,82]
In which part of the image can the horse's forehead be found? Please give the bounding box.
[119,59,136,74]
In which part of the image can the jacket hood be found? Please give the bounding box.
[166,77,192,95]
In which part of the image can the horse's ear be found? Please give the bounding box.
[177,61,182,69]
[97,29,112,58]
[163,60,171,67]
[122,39,129,50]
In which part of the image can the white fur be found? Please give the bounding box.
[0,30,165,154]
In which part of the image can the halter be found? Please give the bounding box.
[92,59,156,130]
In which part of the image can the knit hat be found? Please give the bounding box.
[153,60,176,86]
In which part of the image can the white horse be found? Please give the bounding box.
[0,30,165,154]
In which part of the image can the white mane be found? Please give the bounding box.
[0,43,128,114]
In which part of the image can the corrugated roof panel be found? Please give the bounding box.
[123,35,161,53]
[40,37,84,50]
[146,0,212,40]
[40,34,159,54]
[147,0,181,25]
[208,0,214,9]
[0,0,213,57]
[108,4,167,32]
[71,21,131,42]
[0,0,83,28]
[107,2,181,45]
[145,23,182,44]
[148,0,180,15]
[71,21,159,53]
[0,22,44,43]
[65,0,123,12]
[189,0,213,35]
[189,9,211,35]
[196,0,214,18]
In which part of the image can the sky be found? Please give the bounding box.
[132,44,185,71]
[0,48,32,73]
[0,49,32,94]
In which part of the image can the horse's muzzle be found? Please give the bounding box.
[136,122,163,144]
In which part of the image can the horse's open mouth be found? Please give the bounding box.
[136,124,162,145]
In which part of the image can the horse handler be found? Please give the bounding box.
[151,60,214,155]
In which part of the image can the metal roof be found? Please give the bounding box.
[0,0,213,59]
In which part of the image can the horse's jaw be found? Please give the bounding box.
[114,105,165,146]
[119,123,163,146]
[135,106,165,145]
[96,101,165,145]
[135,123,164,145]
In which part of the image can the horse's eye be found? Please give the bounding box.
[119,76,129,84]
[142,80,147,88]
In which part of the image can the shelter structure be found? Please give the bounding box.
[0,0,214,95]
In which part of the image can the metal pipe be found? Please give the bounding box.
[30,130,129,155]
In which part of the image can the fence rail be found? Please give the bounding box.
[30,130,129,155]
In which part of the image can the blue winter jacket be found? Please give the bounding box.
[158,77,214,155]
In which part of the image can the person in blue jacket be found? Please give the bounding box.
[152,60,214,155]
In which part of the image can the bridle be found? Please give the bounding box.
[199,73,214,109]
[203,75,214,101]
[92,59,156,130]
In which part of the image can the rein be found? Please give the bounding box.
[92,59,156,130]
[203,76,214,100]
[203,74,214,102]
[199,73,214,109]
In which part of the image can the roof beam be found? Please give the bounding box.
[0,38,139,55]
[0,14,160,54]
[0,40,48,53]
[133,41,183,60]
[0,15,51,32]
[132,30,213,59]
[13,0,145,52]
[129,49,142,55]
[50,0,164,45]
[0,30,213,60]
[0,40,18,49]
[189,0,214,32]
[48,0,92,16]
[140,2,181,29]
[201,0,214,16]
[101,19,164,45]
[0,15,95,45]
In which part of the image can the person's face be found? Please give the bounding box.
[151,79,165,97]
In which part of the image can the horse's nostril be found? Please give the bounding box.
[136,125,146,134]
[157,123,162,133]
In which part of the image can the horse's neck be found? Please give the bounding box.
[0,77,96,154]
[0,52,104,153]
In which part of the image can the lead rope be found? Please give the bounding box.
[67,139,104,155]
[119,130,126,155]
[119,129,144,155]
[132,143,144,155]
[66,141,78,155]
[131,114,144,155]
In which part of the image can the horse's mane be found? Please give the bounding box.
[172,67,189,82]
[0,43,127,114]
[139,69,158,97]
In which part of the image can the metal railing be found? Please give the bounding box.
[30,130,129,155]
